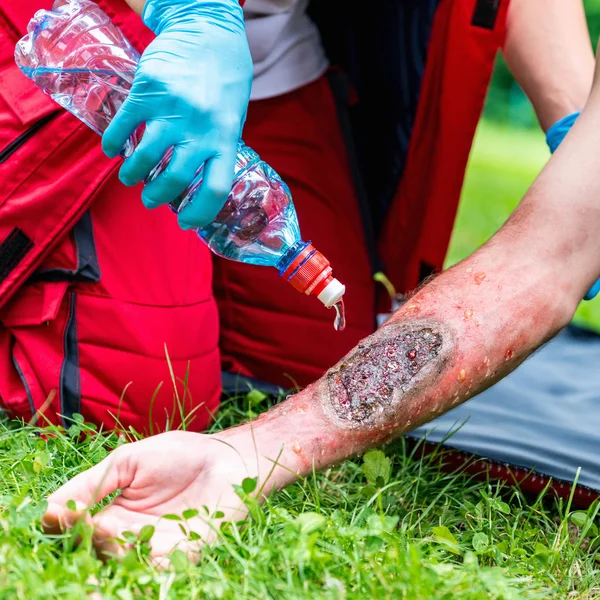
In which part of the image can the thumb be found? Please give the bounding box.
[43,449,132,533]
[102,94,145,159]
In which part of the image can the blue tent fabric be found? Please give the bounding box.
[409,324,600,492]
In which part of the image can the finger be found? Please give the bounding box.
[102,96,146,159]
[42,500,91,534]
[149,522,207,566]
[178,144,237,229]
[94,510,210,564]
[43,450,131,532]
[118,121,172,188]
[92,508,168,562]
[91,511,134,560]
[142,144,208,209]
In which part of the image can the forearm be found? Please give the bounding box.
[221,89,600,489]
[220,250,570,488]
[503,0,594,131]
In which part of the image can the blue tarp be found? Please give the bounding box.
[410,324,600,491]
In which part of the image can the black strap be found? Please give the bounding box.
[28,211,102,284]
[472,0,501,30]
[59,293,81,425]
[0,228,33,285]
[326,69,384,276]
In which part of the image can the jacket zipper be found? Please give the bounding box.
[0,112,58,164]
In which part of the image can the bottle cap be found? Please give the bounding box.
[317,278,346,308]
[280,243,346,305]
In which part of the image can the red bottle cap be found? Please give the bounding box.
[280,244,345,307]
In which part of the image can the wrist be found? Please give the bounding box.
[213,410,316,491]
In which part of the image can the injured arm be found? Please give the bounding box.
[221,250,573,486]
[219,65,600,488]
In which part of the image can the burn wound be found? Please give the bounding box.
[327,328,443,425]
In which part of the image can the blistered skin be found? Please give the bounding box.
[324,322,452,429]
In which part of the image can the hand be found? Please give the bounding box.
[102,0,253,229]
[42,431,266,562]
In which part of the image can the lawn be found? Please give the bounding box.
[446,120,548,267]
[1,122,599,599]
[2,396,600,600]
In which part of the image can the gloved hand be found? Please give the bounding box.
[545,111,600,300]
[102,0,253,229]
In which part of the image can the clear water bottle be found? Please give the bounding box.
[15,0,346,329]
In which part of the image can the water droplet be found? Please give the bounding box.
[407,349,417,360]
[333,299,346,332]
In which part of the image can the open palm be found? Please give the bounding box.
[43,431,255,561]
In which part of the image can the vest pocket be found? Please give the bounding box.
[0,281,69,327]
[0,113,58,164]
[0,280,71,426]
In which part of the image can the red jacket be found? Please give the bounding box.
[0,0,221,434]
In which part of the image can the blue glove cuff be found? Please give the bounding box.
[545,111,580,154]
[584,280,600,301]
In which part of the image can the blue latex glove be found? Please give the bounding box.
[102,0,253,229]
[546,111,600,301]
[546,111,579,154]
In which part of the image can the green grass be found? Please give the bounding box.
[2,120,600,598]
[1,393,599,599]
[446,120,600,332]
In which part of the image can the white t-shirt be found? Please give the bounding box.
[243,0,328,100]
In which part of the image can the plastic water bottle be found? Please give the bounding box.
[15,0,346,329]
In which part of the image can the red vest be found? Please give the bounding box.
[0,0,506,432]
[0,0,221,434]
[380,0,509,294]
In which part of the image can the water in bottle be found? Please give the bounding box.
[15,0,346,330]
